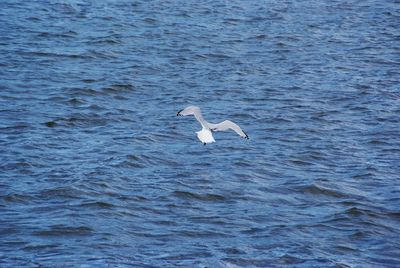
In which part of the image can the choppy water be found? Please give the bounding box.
[1,0,400,267]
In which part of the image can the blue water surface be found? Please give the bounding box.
[1,0,400,267]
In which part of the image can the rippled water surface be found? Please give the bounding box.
[1,0,400,267]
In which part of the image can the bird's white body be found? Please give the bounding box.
[177,105,248,144]
[196,128,216,144]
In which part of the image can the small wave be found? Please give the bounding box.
[289,159,313,166]
[114,160,146,169]
[44,113,108,128]
[36,186,84,200]
[188,216,227,226]
[33,225,93,237]
[80,201,115,209]
[157,251,212,260]
[66,98,86,105]
[201,53,232,59]
[69,87,99,96]
[85,37,122,45]
[3,193,33,203]
[299,184,346,198]
[173,191,228,202]
[22,243,59,251]
[367,139,391,145]
[44,121,57,127]
[81,79,97,83]
[150,220,177,226]
[352,172,376,180]
[334,245,358,252]
[20,51,95,60]
[345,207,374,217]
[36,30,77,39]
[101,84,135,93]
[221,256,304,267]
[175,230,229,238]
[0,124,31,133]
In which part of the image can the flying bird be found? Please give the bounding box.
[177,106,249,145]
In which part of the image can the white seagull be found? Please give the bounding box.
[177,106,249,145]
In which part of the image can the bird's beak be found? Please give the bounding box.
[177,109,183,116]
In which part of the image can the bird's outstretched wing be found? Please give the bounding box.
[177,106,207,127]
[208,120,248,139]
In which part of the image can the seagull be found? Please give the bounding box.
[177,105,249,145]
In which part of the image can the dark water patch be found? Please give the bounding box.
[68,87,101,96]
[101,84,135,93]
[66,98,86,106]
[188,216,227,226]
[345,207,377,217]
[113,95,129,100]
[201,53,232,60]
[113,153,179,168]
[222,258,269,267]
[36,30,78,39]
[172,191,228,202]
[298,184,346,198]
[44,121,57,127]
[367,139,391,145]
[80,201,115,209]
[240,227,267,235]
[352,172,376,180]
[0,227,21,236]
[350,231,368,239]
[33,225,93,237]
[43,113,108,128]
[1,161,36,175]
[35,187,85,200]
[22,243,60,251]
[176,230,229,238]
[88,104,104,111]
[222,247,246,255]
[233,159,252,168]
[336,200,361,207]
[276,255,306,265]
[81,79,97,84]
[150,220,177,226]
[387,211,400,219]
[334,245,358,253]
[86,37,122,45]
[289,159,313,167]
[114,159,146,169]
[0,124,30,131]
[157,251,212,261]
[20,51,96,60]
[2,193,33,204]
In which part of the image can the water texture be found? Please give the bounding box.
[1,0,400,267]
